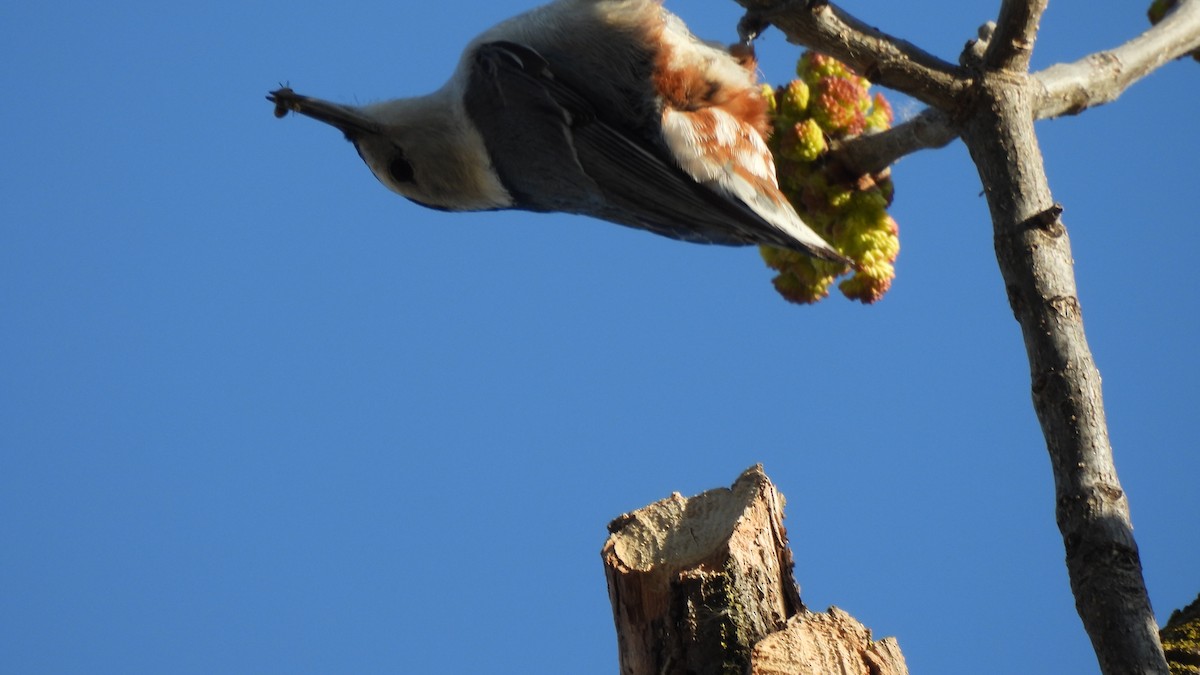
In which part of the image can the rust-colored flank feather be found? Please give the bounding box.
[643,12,793,213]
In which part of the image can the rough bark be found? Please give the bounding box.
[603,466,907,675]
[721,0,1200,672]
[960,67,1167,674]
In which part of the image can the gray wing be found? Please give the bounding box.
[462,40,822,252]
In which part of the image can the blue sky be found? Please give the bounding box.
[2,1,1197,673]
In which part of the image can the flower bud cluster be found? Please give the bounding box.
[760,52,899,304]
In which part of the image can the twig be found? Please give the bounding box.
[828,107,956,176]
[735,0,965,108]
[1034,0,1200,118]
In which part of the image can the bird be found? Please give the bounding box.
[267,0,849,264]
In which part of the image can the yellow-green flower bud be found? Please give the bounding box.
[778,80,810,119]
[811,76,869,136]
[778,119,826,163]
[838,271,892,304]
[799,52,854,86]
[761,84,778,117]
[865,93,894,132]
[762,50,901,305]
[772,265,835,304]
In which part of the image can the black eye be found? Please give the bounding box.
[387,150,415,184]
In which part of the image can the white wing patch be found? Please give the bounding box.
[660,107,836,255]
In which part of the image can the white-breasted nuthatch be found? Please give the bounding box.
[268,0,848,263]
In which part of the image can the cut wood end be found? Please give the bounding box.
[604,465,777,571]
[750,607,910,675]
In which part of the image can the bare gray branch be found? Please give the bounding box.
[960,73,1169,672]
[1035,0,1200,118]
[985,0,1049,71]
[829,108,956,176]
[735,0,965,108]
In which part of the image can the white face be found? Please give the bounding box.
[280,89,512,213]
[350,97,514,213]
[351,134,434,207]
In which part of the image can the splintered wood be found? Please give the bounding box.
[602,465,907,675]
[751,607,909,675]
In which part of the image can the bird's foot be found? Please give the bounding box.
[267,86,302,118]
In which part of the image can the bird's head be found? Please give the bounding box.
[268,87,511,212]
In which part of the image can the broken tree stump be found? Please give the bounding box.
[602,465,907,675]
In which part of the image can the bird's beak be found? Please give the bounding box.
[267,87,378,137]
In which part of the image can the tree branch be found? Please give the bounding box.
[1034,0,1200,118]
[735,0,965,108]
[815,0,1200,175]
[961,72,1169,675]
[744,2,1200,672]
[985,0,1049,71]
[828,107,956,176]
[732,2,1200,668]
